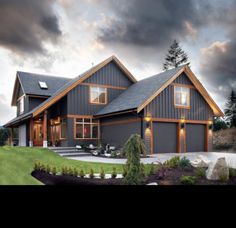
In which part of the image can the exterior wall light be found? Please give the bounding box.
[181,122,185,129]
[145,116,151,129]
[209,124,213,130]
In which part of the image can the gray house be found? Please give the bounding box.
[4,56,223,153]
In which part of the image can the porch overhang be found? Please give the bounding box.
[3,113,32,128]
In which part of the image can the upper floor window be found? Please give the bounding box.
[174,86,190,108]
[90,86,107,104]
[19,96,24,114]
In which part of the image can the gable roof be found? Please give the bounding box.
[11,72,71,106]
[31,56,137,117]
[96,66,185,116]
[96,65,224,117]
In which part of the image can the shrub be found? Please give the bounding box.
[89,169,94,179]
[34,161,40,171]
[122,134,147,157]
[41,164,46,172]
[219,173,229,182]
[180,176,197,185]
[178,157,192,170]
[149,163,155,176]
[122,165,127,178]
[52,167,57,176]
[195,167,205,177]
[111,151,117,158]
[123,134,145,185]
[164,156,180,168]
[73,168,78,177]
[62,166,69,176]
[79,169,85,178]
[112,167,117,179]
[68,167,74,176]
[100,167,105,179]
[156,164,168,180]
[229,168,236,178]
[46,164,51,174]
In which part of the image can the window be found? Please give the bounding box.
[75,118,99,139]
[174,86,190,108]
[19,97,24,114]
[39,81,48,89]
[60,118,67,139]
[90,86,107,104]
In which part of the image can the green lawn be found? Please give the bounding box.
[0,146,152,185]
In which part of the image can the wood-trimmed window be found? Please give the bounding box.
[90,86,107,104]
[60,118,67,139]
[174,86,190,108]
[75,118,99,139]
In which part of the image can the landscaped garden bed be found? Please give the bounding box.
[145,156,236,185]
[32,170,124,185]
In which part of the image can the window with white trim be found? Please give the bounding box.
[19,97,24,114]
[90,86,107,104]
[75,118,99,139]
[174,86,190,108]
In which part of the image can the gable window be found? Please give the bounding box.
[90,86,107,104]
[75,118,99,139]
[19,96,24,114]
[174,86,190,108]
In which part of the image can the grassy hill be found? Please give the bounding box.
[0,146,125,185]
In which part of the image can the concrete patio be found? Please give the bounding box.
[68,152,236,168]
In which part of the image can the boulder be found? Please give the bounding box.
[147,182,158,186]
[191,155,211,168]
[206,157,229,180]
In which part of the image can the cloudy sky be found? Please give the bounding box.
[0,0,236,125]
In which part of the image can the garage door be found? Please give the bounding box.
[153,122,177,153]
[186,124,205,152]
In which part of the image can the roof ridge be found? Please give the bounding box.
[17,71,73,80]
[138,65,186,83]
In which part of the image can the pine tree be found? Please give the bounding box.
[225,90,236,128]
[163,40,188,71]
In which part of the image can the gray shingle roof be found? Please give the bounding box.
[18,71,72,97]
[96,66,185,116]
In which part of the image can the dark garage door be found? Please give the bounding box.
[186,124,205,152]
[153,122,177,153]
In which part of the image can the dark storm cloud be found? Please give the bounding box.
[98,0,210,47]
[0,0,62,56]
[200,1,236,105]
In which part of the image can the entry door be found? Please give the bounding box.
[153,122,178,153]
[33,123,43,146]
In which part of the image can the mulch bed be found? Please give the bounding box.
[146,167,236,185]
[32,170,124,185]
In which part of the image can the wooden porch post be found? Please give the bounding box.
[43,111,48,148]
[29,118,34,147]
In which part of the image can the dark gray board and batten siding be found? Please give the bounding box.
[144,73,213,121]
[67,61,134,116]
[100,113,142,148]
[66,61,135,146]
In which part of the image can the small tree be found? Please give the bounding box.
[123,134,145,185]
[213,117,228,131]
[163,40,188,71]
[225,90,236,128]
